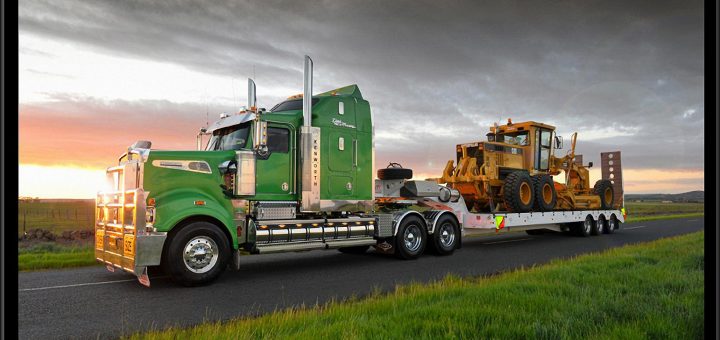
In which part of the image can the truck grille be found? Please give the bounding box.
[95,160,146,273]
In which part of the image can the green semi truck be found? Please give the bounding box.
[96,56,625,287]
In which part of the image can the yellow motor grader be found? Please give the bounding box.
[439,119,617,213]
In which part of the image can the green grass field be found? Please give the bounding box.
[18,243,96,271]
[128,231,704,339]
[624,201,704,217]
[18,200,95,236]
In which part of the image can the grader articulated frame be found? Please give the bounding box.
[439,119,622,213]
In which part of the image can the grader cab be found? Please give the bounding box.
[440,119,621,213]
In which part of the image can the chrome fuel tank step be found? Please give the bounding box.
[254,217,376,244]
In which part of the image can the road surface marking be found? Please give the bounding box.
[20,279,138,292]
[624,225,647,230]
[483,238,533,245]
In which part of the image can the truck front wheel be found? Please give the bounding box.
[165,221,230,286]
[394,215,427,259]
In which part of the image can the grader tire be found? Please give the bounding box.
[593,180,614,209]
[503,172,534,213]
[532,175,557,211]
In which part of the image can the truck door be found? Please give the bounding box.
[534,128,552,171]
[326,98,357,198]
[255,124,295,199]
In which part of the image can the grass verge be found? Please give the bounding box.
[128,231,704,339]
[625,212,704,223]
[18,243,96,271]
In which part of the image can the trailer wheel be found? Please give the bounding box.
[503,172,534,212]
[429,214,459,256]
[338,245,370,254]
[593,180,614,209]
[165,221,230,286]
[532,175,557,211]
[605,214,618,234]
[575,215,594,237]
[394,215,427,259]
[593,215,605,235]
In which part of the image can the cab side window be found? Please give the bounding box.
[267,127,289,153]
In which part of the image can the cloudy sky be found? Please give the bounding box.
[19,0,704,198]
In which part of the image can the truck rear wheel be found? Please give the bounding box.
[532,175,557,211]
[593,180,614,209]
[429,214,459,256]
[503,172,534,212]
[394,215,427,259]
[165,221,230,286]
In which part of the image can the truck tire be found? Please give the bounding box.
[575,215,594,237]
[164,221,230,286]
[593,180,614,209]
[428,214,459,256]
[532,175,557,211]
[377,166,413,180]
[592,215,605,235]
[338,245,370,254]
[605,214,618,234]
[503,172,534,212]
[394,215,427,259]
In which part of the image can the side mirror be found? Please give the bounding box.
[196,128,208,150]
[253,120,268,155]
[131,140,152,149]
[555,136,563,149]
[588,161,593,168]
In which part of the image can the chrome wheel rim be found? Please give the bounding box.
[609,218,616,231]
[183,236,219,274]
[598,218,606,233]
[438,223,456,248]
[403,224,422,253]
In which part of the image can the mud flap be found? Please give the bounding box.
[137,267,150,287]
[373,240,394,254]
[232,250,241,270]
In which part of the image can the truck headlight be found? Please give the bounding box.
[146,207,155,224]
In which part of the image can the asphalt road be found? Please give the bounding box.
[18,217,704,339]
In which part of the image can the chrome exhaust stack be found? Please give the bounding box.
[300,55,321,211]
[248,78,257,112]
[303,56,313,126]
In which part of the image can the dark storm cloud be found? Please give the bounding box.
[19,0,704,173]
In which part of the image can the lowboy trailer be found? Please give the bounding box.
[95,56,626,287]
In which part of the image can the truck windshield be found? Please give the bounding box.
[497,132,529,146]
[206,123,251,151]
